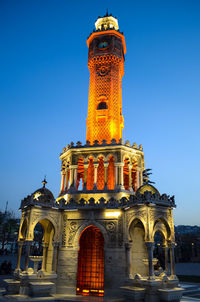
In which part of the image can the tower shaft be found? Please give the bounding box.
[86,18,126,144]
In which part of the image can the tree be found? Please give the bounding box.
[0,210,19,253]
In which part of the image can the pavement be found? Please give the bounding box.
[1,275,200,301]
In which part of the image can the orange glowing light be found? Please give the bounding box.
[86,28,125,144]
[77,226,104,296]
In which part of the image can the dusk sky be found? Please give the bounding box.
[0,0,199,225]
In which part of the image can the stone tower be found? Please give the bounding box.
[86,15,125,143]
[8,13,183,302]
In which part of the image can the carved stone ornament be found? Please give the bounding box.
[106,222,115,232]
[96,65,111,77]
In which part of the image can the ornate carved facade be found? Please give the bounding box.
[8,13,183,302]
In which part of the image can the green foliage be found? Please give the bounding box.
[0,210,19,251]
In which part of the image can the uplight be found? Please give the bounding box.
[105,211,121,218]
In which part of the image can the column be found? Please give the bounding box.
[24,241,32,272]
[120,163,125,189]
[163,244,169,274]
[69,165,77,190]
[60,172,65,193]
[93,163,98,190]
[125,242,132,278]
[15,241,24,272]
[69,166,73,188]
[104,162,108,190]
[169,241,176,277]
[129,164,133,192]
[52,242,59,273]
[41,242,48,272]
[145,242,155,279]
[83,163,88,192]
[136,169,140,189]
[73,165,78,189]
[64,167,69,191]
[114,163,118,189]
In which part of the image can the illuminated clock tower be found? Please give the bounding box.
[86,15,125,144]
[14,13,182,302]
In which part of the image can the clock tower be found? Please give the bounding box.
[86,15,126,144]
[13,13,182,302]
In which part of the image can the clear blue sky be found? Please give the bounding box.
[0,0,199,225]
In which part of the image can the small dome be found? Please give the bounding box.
[32,178,54,203]
[32,187,54,202]
[136,184,160,195]
[20,178,55,209]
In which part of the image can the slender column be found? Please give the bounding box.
[163,244,169,274]
[64,167,69,191]
[114,163,118,189]
[135,169,140,189]
[73,165,78,189]
[52,242,59,273]
[24,241,32,272]
[15,241,24,271]
[60,172,65,193]
[69,166,73,188]
[104,162,108,190]
[169,241,176,277]
[120,163,125,189]
[93,163,98,190]
[145,242,155,279]
[129,164,133,192]
[83,163,88,192]
[125,242,132,278]
[41,242,48,271]
[69,165,77,190]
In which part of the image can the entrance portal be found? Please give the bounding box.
[76,225,104,296]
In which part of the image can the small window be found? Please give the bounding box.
[97,102,108,110]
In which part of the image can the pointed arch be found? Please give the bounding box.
[123,158,129,190]
[131,159,137,192]
[97,156,105,190]
[87,157,94,190]
[77,157,84,190]
[107,155,115,190]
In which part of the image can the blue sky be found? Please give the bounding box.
[0,0,199,225]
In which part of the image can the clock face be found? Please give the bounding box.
[98,41,109,49]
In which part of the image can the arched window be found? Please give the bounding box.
[97,157,105,190]
[131,160,137,192]
[97,102,108,110]
[123,158,129,190]
[87,157,94,190]
[107,155,115,190]
[77,158,84,190]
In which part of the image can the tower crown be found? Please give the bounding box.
[95,15,119,31]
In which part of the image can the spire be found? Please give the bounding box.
[42,176,47,188]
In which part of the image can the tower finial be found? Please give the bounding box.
[42,176,47,188]
[106,9,109,16]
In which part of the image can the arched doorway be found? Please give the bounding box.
[129,219,148,277]
[76,226,104,296]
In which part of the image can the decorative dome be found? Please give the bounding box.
[32,178,54,202]
[32,187,54,202]
[136,184,160,196]
[20,178,55,209]
[95,14,119,31]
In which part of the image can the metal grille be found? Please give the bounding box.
[76,226,104,296]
